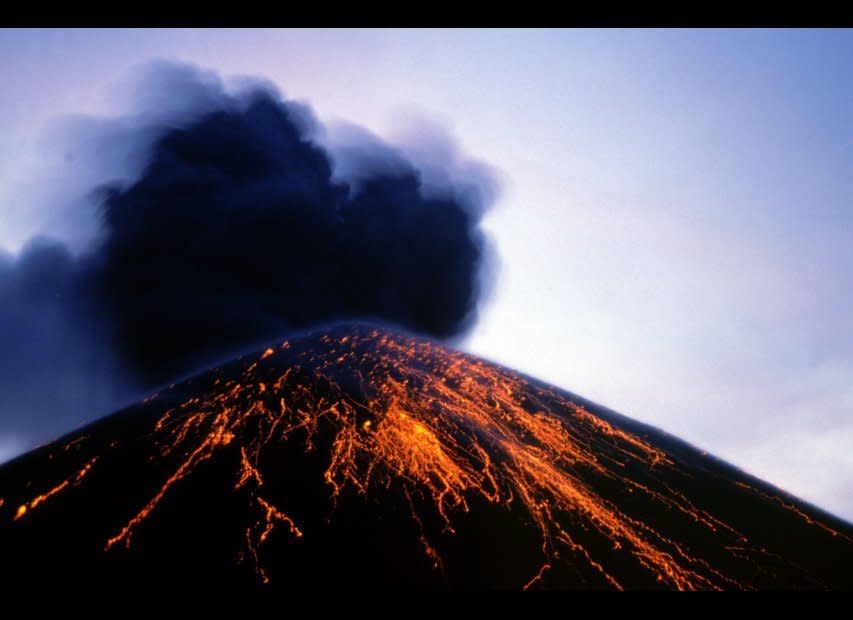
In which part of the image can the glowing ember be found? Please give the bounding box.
[4,325,851,590]
[13,457,98,521]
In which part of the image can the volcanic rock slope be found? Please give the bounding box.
[1,324,850,590]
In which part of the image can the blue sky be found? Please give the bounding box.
[0,28,851,519]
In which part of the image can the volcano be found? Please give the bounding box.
[1,323,850,590]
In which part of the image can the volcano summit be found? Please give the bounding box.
[0,324,850,590]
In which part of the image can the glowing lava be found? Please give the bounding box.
[3,325,851,590]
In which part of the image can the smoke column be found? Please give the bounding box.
[0,61,499,453]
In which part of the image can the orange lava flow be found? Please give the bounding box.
[13,457,98,521]
[7,328,847,589]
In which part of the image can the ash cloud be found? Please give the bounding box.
[0,62,498,450]
[0,239,131,445]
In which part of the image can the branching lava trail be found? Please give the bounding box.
[4,325,851,590]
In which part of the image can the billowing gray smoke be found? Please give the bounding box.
[0,62,499,455]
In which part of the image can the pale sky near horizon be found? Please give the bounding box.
[1,28,851,520]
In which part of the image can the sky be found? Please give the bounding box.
[0,28,851,520]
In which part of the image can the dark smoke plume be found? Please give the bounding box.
[0,62,498,451]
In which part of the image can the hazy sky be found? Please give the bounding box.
[0,28,851,520]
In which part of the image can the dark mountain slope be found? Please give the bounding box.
[1,324,850,590]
